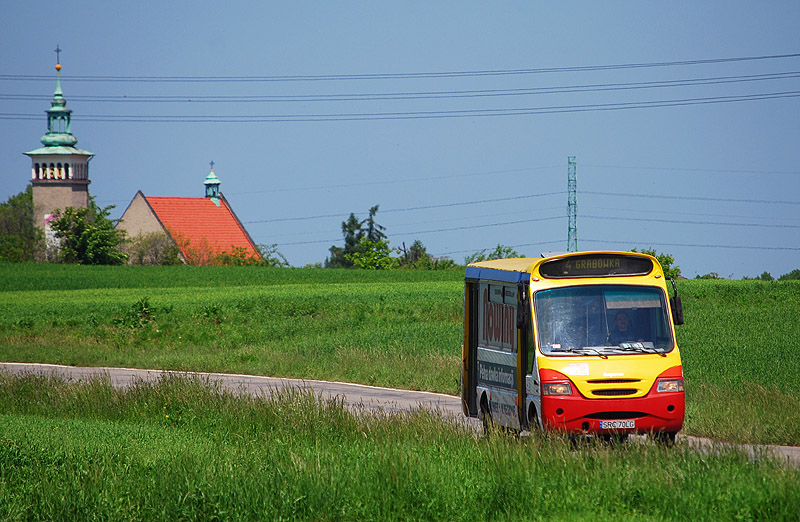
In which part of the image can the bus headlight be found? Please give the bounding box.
[657,379,684,393]
[542,382,572,396]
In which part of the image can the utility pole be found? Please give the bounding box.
[567,156,577,252]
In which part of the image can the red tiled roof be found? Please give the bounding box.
[145,195,259,262]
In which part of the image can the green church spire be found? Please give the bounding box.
[41,45,78,148]
[204,161,221,205]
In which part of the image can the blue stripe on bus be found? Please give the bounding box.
[465,266,531,284]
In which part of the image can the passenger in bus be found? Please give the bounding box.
[608,311,636,344]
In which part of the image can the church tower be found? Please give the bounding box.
[23,47,94,240]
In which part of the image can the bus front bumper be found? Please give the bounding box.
[540,390,685,435]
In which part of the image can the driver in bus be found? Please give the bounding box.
[608,311,636,345]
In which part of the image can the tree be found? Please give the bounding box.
[256,243,291,268]
[362,205,386,242]
[633,248,681,279]
[49,198,128,265]
[778,269,800,281]
[167,229,216,266]
[326,205,386,268]
[345,237,398,269]
[0,186,43,262]
[695,272,723,280]
[326,214,361,268]
[216,246,265,266]
[403,240,428,265]
[123,231,181,265]
[397,239,459,270]
[219,244,290,267]
[464,244,522,265]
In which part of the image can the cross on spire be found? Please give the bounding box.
[209,160,215,170]
[54,44,62,64]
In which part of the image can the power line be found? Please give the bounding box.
[583,190,800,205]
[388,216,562,237]
[3,71,798,103]
[583,205,800,223]
[229,166,557,196]
[243,192,565,224]
[584,164,800,176]
[582,214,800,229]
[274,215,564,246]
[388,207,565,229]
[254,207,567,242]
[261,193,800,253]
[244,187,799,243]
[257,206,800,244]
[580,239,800,252]
[435,240,564,257]
[436,238,800,259]
[261,205,800,244]
[2,53,798,83]
[3,90,799,123]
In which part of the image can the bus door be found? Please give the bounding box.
[476,281,521,430]
[517,284,542,431]
[461,280,479,416]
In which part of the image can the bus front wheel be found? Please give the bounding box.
[479,395,492,434]
[527,404,542,435]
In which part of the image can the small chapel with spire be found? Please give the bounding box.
[116,162,261,265]
[24,46,93,241]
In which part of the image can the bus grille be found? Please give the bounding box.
[591,389,638,396]
[585,411,647,420]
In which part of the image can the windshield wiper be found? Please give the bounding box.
[571,347,608,359]
[615,343,667,357]
[546,345,607,358]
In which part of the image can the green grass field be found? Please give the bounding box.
[1,374,797,521]
[0,262,799,445]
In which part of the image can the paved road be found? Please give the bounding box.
[0,361,467,418]
[2,362,798,467]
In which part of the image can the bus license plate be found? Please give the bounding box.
[600,420,635,430]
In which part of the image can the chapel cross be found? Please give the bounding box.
[54,44,62,64]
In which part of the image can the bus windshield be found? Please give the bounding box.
[534,285,674,356]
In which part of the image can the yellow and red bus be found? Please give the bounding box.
[461,251,685,442]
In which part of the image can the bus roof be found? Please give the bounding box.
[465,251,660,282]
[465,257,538,283]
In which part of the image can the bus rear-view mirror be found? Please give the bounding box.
[668,278,685,326]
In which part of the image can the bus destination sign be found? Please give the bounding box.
[539,254,653,279]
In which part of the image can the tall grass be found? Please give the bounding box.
[0,374,797,521]
[0,281,462,392]
[0,264,799,444]
[677,280,800,443]
[678,279,800,391]
[0,261,462,291]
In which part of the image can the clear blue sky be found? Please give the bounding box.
[2,2,798,277]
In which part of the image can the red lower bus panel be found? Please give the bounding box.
[540,368,685,435]
[541,390,685,434]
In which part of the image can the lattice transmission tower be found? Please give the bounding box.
[567,156,577,252]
